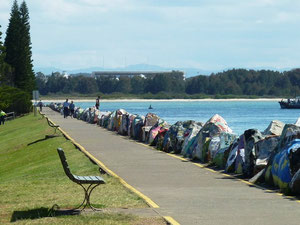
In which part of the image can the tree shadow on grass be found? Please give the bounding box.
[10,206,80,222]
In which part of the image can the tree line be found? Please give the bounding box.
[36,71,186,95]
[186,69,300,97]
[0,0,35,114]
[36,68,300,97]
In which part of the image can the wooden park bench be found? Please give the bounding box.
[40,113,60,135]
[57,148,105,211]
[45,117,59,134]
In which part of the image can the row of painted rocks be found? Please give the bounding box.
[49,103,300,195]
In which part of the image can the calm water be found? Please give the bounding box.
[74,101,300,135]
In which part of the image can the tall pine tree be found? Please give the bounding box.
[0,25,12,85]
[4,0,21,86]
[19,0,35,93]
[0,26,4,81]
[4,0,35,93]
[0,25,4,83]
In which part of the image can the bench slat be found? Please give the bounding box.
[57,148,105,185]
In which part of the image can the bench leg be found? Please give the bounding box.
[75,183,101,211]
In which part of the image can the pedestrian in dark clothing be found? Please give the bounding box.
[95,96,100,110]
[63,99,70,118]
[69,101,75,118]
[38,100,43,112]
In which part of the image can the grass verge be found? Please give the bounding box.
[0,114,165,224]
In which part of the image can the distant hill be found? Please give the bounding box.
[34,64,214,77]
[34,66,63,75]
[34,64,292,78]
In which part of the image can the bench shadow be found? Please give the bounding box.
[10,206,80,222]
[27,135,59,146]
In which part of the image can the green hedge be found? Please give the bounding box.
[0,85,32,114]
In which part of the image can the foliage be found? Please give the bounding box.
[96,76,120,94]
[0,25,13,85]
[3,1,20,86]
[130,75,145,94]
[144,71,185,94]
[4,0,36,93]
[185,69,300,97]
[74,75,98,94]
[116,76,132,93]
[35,72,48,95]
[37,71,186,96]
[36,68,300,98]
[0,85,32,114]
[19,0,36,92]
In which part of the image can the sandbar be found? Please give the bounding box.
[40,98,282,103]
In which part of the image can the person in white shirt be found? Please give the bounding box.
[63,99,70,118]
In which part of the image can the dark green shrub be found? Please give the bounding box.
[0,85,32,114]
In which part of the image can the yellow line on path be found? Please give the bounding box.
[164,216,181,225]
[166,153,188,162]
[136,141,153,148]
[191,162,205,169]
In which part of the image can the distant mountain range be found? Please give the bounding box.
[34,64,216,77]
[34,63,293,78]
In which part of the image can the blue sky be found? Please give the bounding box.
[0,0,300,71]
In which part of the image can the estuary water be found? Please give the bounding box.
[75,100,300,135]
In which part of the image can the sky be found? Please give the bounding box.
[0,0,300,71]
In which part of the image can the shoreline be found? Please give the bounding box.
[40,98,282,103]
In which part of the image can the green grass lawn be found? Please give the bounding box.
[0,114,164,224]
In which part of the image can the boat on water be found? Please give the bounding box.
[279,97,300,109]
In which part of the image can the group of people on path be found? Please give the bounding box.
[63,99,75,118]
[62,96,101,118]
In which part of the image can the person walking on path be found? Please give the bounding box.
[63,99,70,118]
[0,110,7,125]
[69,101,75,118]
[95,96,101,110]
[38,100,43,112]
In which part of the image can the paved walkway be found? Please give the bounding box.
[44,108,300,225]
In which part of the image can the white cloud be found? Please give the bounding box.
[27,0,135,24]
[2,0,300,70]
